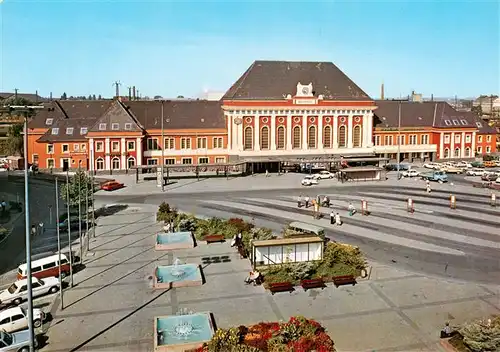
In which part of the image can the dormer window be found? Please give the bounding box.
[45,118,53,126]
[66,127,74,135]
[124,123,132,130]
[476,122,483,128]
[80,127,88,135]
[99,123,106,131]
[452,120,459,125]
[51,128,59,135]
[460,119,467,125]
[111,123,119,130]
[444,120,451,126]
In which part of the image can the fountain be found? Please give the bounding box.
[154,258,203,289]
[154,312,215,351]
[155,231,194,250]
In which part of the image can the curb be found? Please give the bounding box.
[439,338,458,352]
[0,211,24,246]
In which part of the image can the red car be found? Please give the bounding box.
[101,181,124,191]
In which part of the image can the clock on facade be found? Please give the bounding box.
[302,87,309,95]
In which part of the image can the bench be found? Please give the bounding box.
[269,282,294,295]
[204,234,225,244]
[301,278,326,291]
[332,275,356,288]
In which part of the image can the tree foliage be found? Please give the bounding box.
[60,169,94,207]
[5,124,24,156]
[459,316,500,352]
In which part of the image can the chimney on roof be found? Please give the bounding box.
[380,83,385,100]
[137,89,140,100]
[132,86,136,100]
[431,94,434,102]
[50,92,53,101]
[35,90,39,102]
[128,87,132,101]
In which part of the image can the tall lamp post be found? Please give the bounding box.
[77,164,82,261]
[391,99,406,180]
[2,104,44,352]
[65,170,74,287]
[161,100,165,192]
[85,169,90,252]
[55,178,64,310]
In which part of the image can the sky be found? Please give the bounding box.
[0,0,499,99]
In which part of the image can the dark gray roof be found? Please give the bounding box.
[0,92,47,102]
[37,117,97,142]
[466,112,497,134]
[57,100,113,120]
[88,101,143,133]
[27,102,67,129]
[124,100,225,130]
[223,60,372,101]
[374,100,477,129]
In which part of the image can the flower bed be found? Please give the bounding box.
[456,315,500,352]
[262,242,366,287]
[191,316,336,352]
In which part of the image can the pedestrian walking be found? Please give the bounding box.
[38,222,44,235]
[335,213,342,226]
[426,184,431,193]
[304,195,310,208]
[330,210,335,224]
[297,194,303,208]
[265,170,269,177]
[31,224,37,236]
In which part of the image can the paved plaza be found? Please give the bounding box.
[38,173,500,351]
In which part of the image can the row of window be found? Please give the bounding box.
[98,122,133,131]
[375,134,430,146]
[442,146,492,158]
[144,156,227,166]
[94,140,136,153]
[146,137,224,150]
[243,125,363,150]
[47,143,87,154]
[51,127,88,135]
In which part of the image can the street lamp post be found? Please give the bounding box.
[161,101,165,192]
[2,104,44,352]
[77,165,82,262]
[397,101,402,179]
[65,170,74,287]
[91,171,96,238]
[85,171,90,252]
[55,178,64,310]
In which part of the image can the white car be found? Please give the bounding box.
[301,176,319,186]
[0,277,59,306]
[455,162,472,169]
[313,170,335,179]
[466,168,484,176]
[423,162,440,169]
[402,170,420,177]
[0,307,45,332]
[496,177,500,184]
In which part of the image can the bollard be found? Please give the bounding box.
[361,200,368,215]
[450,195,456,209]
[491,193,497,207]
[407,198,414,214]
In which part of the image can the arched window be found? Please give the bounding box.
[338,125,347,147]
[465,147,471,158]
[260,126,269,150]
[323,126,332,148]
[244,126,253,150]
[293,126,301,149]
[127,157,136,169]
[277,126,285,149]
[112,157,120,170]
[444,148,450,159]
[308,126,317,148]
[353,125,362,147]
[454,147,461,158]
[96,158,104,170]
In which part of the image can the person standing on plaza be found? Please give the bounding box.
[426,181,431,193]
[297,194,303,208]
[330,210,335,224]
[304,195,310,208]
[335,213,342,226]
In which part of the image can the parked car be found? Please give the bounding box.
[423,162,440,169]
[0,276,59,306]
[0,329,37,351]
[17,254,70,280]
[58,217,87,231]
[0,307,45,332]
[101,181,124,191]
[440,166,464,174]
[301,175,319,186]
[484,161,496,168]
[313,170,335,179]
[470,161,484,168]
[466,168,484,176]
[455,162,472,169]
[402,170,420,177]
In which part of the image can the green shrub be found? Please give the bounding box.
[156,202,178,223]
[459,316,500,352]
[290,262,317,281]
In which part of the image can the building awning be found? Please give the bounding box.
[341,166,382,173]
[288,221,325,233]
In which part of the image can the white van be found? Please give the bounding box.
[17,254,70,280]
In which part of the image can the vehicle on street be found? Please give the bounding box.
[402,170,420,177]
[101,181,124,191]
[440,166,464,174]
[484,161,496,168]
[496,177,500,184]
[470,161,484,168]
[313,170,335,179]
[466,168,485,176]
[0,277,59,306]
[17,254,70,280]
[0,329,37,351]
[481,173,499,182]
[0,307,45,332]
[423,162,440,169]
[301,175,319,186]
[421,171,448,183]
[57,217,87,231]
[455,162,472,169]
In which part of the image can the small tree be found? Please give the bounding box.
[60,169,93,208]
[5,124,24,156]
[460,316,500,352]
[60,92,67,100]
